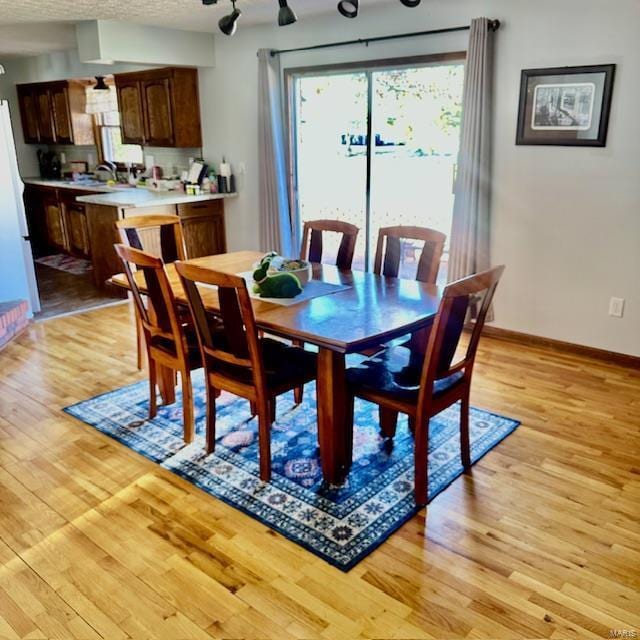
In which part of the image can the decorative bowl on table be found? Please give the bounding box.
[267,257,312,287]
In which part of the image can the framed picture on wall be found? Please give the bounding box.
[516,64,616,146]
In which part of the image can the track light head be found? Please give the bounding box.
[219,1,241,35]
[278,0,297,26]
[399,0,421,5]
[337,0,358,18]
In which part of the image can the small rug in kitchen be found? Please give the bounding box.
[64,374,519,571]
[36,253,93,275]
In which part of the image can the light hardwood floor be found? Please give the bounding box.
[0,304,638,639]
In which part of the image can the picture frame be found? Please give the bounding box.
[516,64,616,147]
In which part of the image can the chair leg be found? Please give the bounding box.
[414,417,430,506]
[408,415,416,434]
[379,407,398,439]
[293,385,304,404]
[181,369,195,444]
[148,355,157,419]
[270,397,276,423]
[249,401,257,417]
[205,383,217,455]
[257,400,272,482]
[460,391,471,471]
[136,310,145,371]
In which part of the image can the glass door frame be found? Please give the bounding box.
[284,51,466,267]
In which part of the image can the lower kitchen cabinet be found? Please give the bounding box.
[178,200,227,258]
[23,183,229,289]
[44,197,67,252]
[64,203,90,258]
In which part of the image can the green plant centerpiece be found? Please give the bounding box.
[252,252,304,299]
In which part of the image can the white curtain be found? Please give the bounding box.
[257,49,294,256]
[448,18,494,283]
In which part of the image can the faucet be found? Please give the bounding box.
[94,161,118,182]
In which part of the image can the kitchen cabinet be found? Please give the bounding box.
[65,204,90,258]
[35,86,55,144]
[114,67,202,148]
[116,79,145,145]
[141,77,174,146]
[43,195,67,252]
[16,86,40,144]
[50,82,73,144]
[16,80,95,145]
[178,200,226,258]
[23,185,99,259]
[59,190,91,258]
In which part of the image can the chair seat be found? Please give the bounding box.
[211,338,317,391]
[149,324,203,369]
[346,345,464,403]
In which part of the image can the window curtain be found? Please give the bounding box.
[448,18,494,286]
[257,49,295,256]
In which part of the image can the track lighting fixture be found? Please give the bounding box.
[337,0,358,18]
[278,0,297,26]
[202,0,418,35]
[219,0,241,36]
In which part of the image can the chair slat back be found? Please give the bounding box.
[116,215,187,263]
[175,262,267,389]
[301,219,359,270]
[374,226,446,284]
[416,265,505,413]
[114,244,186,353]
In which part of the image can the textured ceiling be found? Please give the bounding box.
[0,0,391,56]
[0,0,390,32]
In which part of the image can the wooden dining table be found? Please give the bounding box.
[111,250,443,485]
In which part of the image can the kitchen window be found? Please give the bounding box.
[95,110,144,167]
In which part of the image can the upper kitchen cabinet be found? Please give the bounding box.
[16,85,41,143]
[16,80,95,145]
[116,79,145,145]
[114,67,202,148]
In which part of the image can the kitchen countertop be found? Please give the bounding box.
[23,177,122,193]
[75,189,235,208]
[23,178,236,208]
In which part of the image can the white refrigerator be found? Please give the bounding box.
[0,99,40,314]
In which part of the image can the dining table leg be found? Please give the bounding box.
[316,348,352,486]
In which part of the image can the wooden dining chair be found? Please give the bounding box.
[374,226,446,284]
[175,261,317,481]
[345,265,505,505]
[115,215,187,370]
[293,219,360,402]
[361,226,447,357]
[300,219,359,270]
[114,244,202,444]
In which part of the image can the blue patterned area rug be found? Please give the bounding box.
[64,373,519,571]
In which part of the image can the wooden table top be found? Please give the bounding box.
[111,250,443,353]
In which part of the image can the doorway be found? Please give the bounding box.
[288,54,465,281]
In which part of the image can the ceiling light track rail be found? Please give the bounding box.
[268,20,500,57]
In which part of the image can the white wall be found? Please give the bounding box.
[201,0,640,357]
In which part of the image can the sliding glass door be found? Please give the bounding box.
[290,56,464,280]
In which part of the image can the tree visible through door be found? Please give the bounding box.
[292,59,464,282]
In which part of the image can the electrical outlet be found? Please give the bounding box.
[608,297,625,318]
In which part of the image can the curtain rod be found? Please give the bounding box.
[268,19,500,57]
